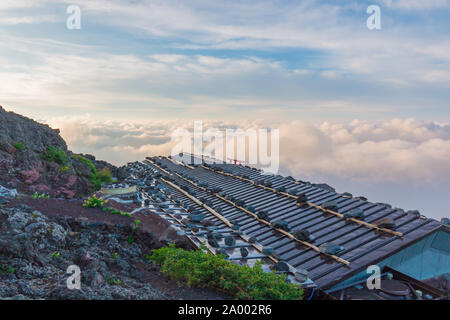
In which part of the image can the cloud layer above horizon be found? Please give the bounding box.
[46,116,450,184]
[43,116,450,219]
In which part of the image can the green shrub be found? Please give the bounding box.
[44,146,67,165]
[83,196,133,219]
[110,208,121,215]
[128,219,141,244]
[120,211,133,218]
[70,155,113,191]
[97,167,114,183]
[132,219,141,231]
[148,245,303,300]
[106,277,122,286]
[0,266,15,275]
[83,195,108,208]
[59,165,70,173]
[32,192,50,199]
[70,154,96,172]
[89,167,114,190]
[13,142,24,151]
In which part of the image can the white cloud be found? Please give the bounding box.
[0,0,449,121]
[37,115,450,218]
[3,47,392,119]
[3,0,449,86]
[44,116,450,186]
[379,0,450,10]
[280,119,450,185]
[0,15,57,25]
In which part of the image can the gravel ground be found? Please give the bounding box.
[0,197,229,300]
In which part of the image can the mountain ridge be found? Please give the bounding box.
[0,105,122,198]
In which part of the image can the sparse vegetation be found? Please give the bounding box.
[106,276,123,286]
[70,154,95,170]
[59,165,70,173]
[13,141,24,151]
[147,245,303,300]
[83,195,108,208]
[32,192,50,199]
[83,195,133,217]
[44,146,67,165]
[128,219,141,244]
[120,211,133,218]
[83,195,139,244]
[51,252,61,258]
[108,208,121,215]
[0,265,15,275]
[132,219,141,232]
[70,155,113,191]
[89,167,114,190]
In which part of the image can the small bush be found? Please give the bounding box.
[133,219,141,230]
[70,154,96,171]
[148,245,303,300]
[32,192,50,199]
[97,167,114,183]
[44,146,67,165]
[120,211,133,218]
[89,168,114,191]
[13,142,24,151]
[0,266,15,275]
[70,155,113,191]
[110,208,121,215]
[83,195,108,208]
[106,277,122,286]
[59,165,70,173]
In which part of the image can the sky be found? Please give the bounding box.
[0,0,449,219]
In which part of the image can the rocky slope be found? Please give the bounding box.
[0,106,227,300]
[0,105,122,198]
[0,195,226,300]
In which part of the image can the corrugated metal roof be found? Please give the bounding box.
[139,155,445,289]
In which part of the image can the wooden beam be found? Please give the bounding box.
[159,167,350,266]
[201,164,403,237]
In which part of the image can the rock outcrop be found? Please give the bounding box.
[0,205,163,300]
[0,191,225,300]
[0,106,117,198]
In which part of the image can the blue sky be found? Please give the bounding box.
[1,0,449,121]
[0,0,450,219]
